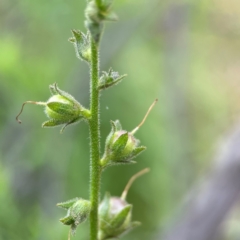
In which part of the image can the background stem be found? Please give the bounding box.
[95,0,101,8]
[89,38,100,240]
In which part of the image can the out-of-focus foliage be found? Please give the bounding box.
[1,0,240,239]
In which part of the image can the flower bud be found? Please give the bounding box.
[16,83,91,133]
[100,99,157,168]
[100,120,146,168]
[98,192,140,240]
[98,168,149,240]
[57,198,91,236]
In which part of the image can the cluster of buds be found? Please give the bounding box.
[57,198,91,237]
[98,168,149,240]
[16,83,91,133]
[85,0,117,43]
[100,99,158,169]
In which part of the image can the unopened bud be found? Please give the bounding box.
[100,100,157,168]
[98,192,140,240]
[16,83,91,133]
[98,168,149,240]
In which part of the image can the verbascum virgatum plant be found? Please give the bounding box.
[16,1,157,239]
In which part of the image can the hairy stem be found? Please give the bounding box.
[89,37,100,240]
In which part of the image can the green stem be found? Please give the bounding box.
[89,37,100,240]
[95,0,102,8]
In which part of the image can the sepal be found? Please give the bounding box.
[98,68,127,90]
[69,30,91,62]
[129,146,146,159]
[56,197,79,210]
[114,119,122,131]
[111,132,128,153]
[49,83,76,102]
[59,216,75,225]
[111,205,132,229]
[100,0,118,21]
[47,101,78,117]
[99,192,111,220]
[57,198,91,236]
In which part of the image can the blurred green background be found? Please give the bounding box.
[1,0,240,239]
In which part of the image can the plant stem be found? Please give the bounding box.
[89,37,100,240]
[95,0,102,8]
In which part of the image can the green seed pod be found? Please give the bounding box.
[16,83,91,133]
[57,198,91,236]
[98,168,149,240]
[100,99,158,168]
